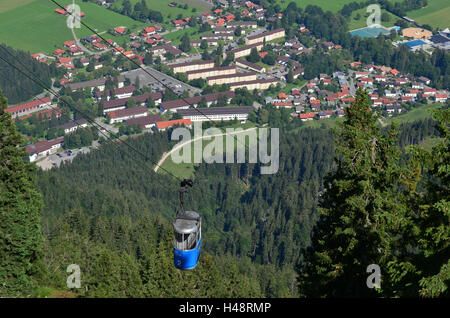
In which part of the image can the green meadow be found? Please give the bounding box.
[111,0,205,22]
[0,0,143,54]
[347,7,398,30]
[276,0,368,13]
[406,0,450,29]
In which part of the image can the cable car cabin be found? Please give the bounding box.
[173,211,201,270]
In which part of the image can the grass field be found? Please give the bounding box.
[0,0,35,13]
[276,0,367,13]
[406,0,450,29]
[111,0,204,22]
[0,0,144,54]
[387,103,442,123]
[158,123,258,178]
[348,8,398,30]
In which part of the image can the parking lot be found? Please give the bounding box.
[123,67,201,97]
[36,142,98,171]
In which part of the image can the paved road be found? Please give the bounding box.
[94,117,118,135]
[154,127,258,173]
[347,70,357,96]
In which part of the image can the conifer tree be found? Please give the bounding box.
[296,89,411,297]
[0,90,45,296]
[408,108,450,297]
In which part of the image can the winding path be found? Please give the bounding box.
[154,127,258,172]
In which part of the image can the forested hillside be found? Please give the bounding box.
[34,113,440,297]
[0,44,59,105]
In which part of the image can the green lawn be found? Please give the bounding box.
[0,0,144,54]
[276,0,366,13]
[163,26,202,45]
[111,0,204,22]
[0,0,35,13]
[348,8,399,30]
[158,123,258,178]
[386,103,442,123]
[406,0,450,29]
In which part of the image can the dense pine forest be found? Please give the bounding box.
[32,103,441,297]
[1,87,448,297]
[0,44,59,105]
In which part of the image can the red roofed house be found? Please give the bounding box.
[435,94,448,103]
[225,14,235,21]
[68,46,83,56]
[123,50,135,58]
[5,97,52,118]
[214,9,223,15]
[390,69,399,76]
[59,57,72,65]
[108,106,148,124]
[291,89,300,96]
[55,8,67,15]
[114,27,126,35]
[259,51,268,59]
[26,137,64,162]
[14,107,62,123]
[216,18,225,27]
[423,88,436,96]
[156,119,192,131]
[143,26,156,35]
[53,48,65,56]
[173,20,185,28]
[113,46,124,55]
[64,40,76,48]
[273,102,293,109]
[299,112,316,121]
[278,92,287,100]
[310,98,321,110]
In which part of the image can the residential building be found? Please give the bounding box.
[245,28,285,45]
[66,75,125,92]
[228,78,278,91]
[159,91,235,112]
[229,42,263,58]
[26,137,64,162]
[5,97,52,118]
[207,71,257,85]
[176,106,253,122]
[168,60,215,74]
[108,106,148,124]
[236,59,265,73]
[186,66,236,80]
[156,119,192,131]
[55,119,88,134]
[125,114,162,129]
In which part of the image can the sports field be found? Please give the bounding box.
[406,0,450,29]
[0,0,144,54]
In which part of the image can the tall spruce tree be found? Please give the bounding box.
[296,89,412,297]
[409,108,450,297]
[0,90,45,296]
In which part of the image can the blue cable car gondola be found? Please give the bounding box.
[173,179,201,270]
